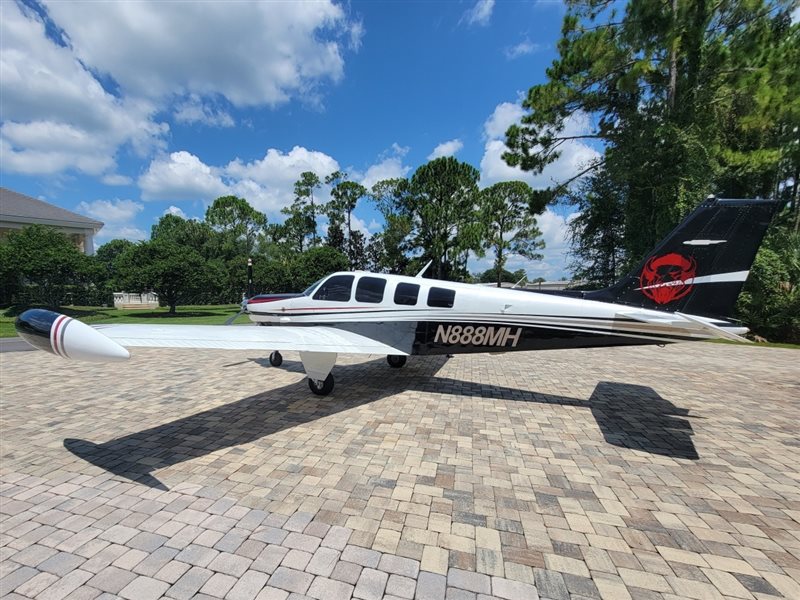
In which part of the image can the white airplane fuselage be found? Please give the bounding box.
[244,271,745,356]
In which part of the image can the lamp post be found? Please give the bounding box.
[247,257,254,299]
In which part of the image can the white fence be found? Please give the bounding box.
[113,292,159,309]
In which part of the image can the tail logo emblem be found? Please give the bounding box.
[639,253,697,304]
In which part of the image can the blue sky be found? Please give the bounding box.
[1,0,600,279]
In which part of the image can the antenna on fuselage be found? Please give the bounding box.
[415,260,433,278]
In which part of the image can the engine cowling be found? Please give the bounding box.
[15,309,130,362]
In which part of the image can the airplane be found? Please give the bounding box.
[15,196,779,396]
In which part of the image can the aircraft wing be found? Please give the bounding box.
[94,323,410,355]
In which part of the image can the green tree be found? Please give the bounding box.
[0,242,17,304]
[737,218,800,342]
[476,267,528,285]
[205,196,267,255]
[294,171,322,246]
[348,229,368,270]
[409,157,481,280]
[369,179,414,274]
[116,238,216,314]
[365,214,413,274]
[504,0,797,263]
[478,181,546,287]
[295,246,349,288]
[151,213,215,256]
[566,170,626,287]
[325,220,346,254]
[94,239,135,291]
[279,203,315,253]
[327,178,367,268]
[5,225,90,307]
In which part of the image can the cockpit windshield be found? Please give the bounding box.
[302,278,324,296]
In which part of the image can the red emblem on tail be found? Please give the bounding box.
[639,253,697,305]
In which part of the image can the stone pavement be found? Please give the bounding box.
[1,343,798,600]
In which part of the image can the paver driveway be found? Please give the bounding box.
[1,343,798,600]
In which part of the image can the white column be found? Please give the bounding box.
[84,229,95,255]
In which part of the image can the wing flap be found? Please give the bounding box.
[93,324,409,355]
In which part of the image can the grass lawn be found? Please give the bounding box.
[1,304,248,338]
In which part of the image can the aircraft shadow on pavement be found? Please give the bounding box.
[64,358,698,490]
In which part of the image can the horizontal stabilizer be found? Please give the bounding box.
[618,310,751,343]
[675,312,752,344]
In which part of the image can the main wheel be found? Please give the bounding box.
[387,355,407,368]
[308,374,334,396]
[269,351,283,367]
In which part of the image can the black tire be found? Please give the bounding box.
[269,351,283,367]
[308,374,334,396]
[387,355,407,368]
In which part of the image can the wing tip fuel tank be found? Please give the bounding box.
[15,309,130,362]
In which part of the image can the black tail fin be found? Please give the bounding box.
[586,197,779,319]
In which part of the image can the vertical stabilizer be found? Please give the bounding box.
[586,198,779,319]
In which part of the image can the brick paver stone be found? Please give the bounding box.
[1,346,798,600]
[267,566,313,594]
[119,575,170,600]
[227,570,270,600]
[354,567,389,600]
[415,570,447,600]
[306,575,354,600]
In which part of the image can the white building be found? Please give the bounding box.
[0,187,103,255]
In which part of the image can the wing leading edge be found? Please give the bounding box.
[94,324,409,356]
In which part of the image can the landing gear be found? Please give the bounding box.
[308,373,334,396]
[387,355,407,368]
[269,351,283,367]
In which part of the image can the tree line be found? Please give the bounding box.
[502,0,799,343]
[0,157,549,314]
[2,0,797,342]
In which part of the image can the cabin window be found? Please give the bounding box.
[356,277,387,303]
[427,287,456,308]
[313,275,354,302]
[394,283,420,306]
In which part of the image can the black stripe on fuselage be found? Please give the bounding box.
[411,321,699,355]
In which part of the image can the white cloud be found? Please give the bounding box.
[78,198,143,223]
[44,1,360,108]
[164,205,187,218]
[96,225,148,243]
[102,174,133,186]
[427,139,463,160]
[136,143,407,223]
[359,157,410,189]
[350,144,412,189]
[173,95,235,128]
[0,3,167,176]
[483,102,526,141]
[77,198,147,242]
[139,151,229,201]
[479,103,601,189]
[463,0,495,27]
[225,146,340,213]
[350,214,380,237]
[504,39,541,60]
[1,2,360,180]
